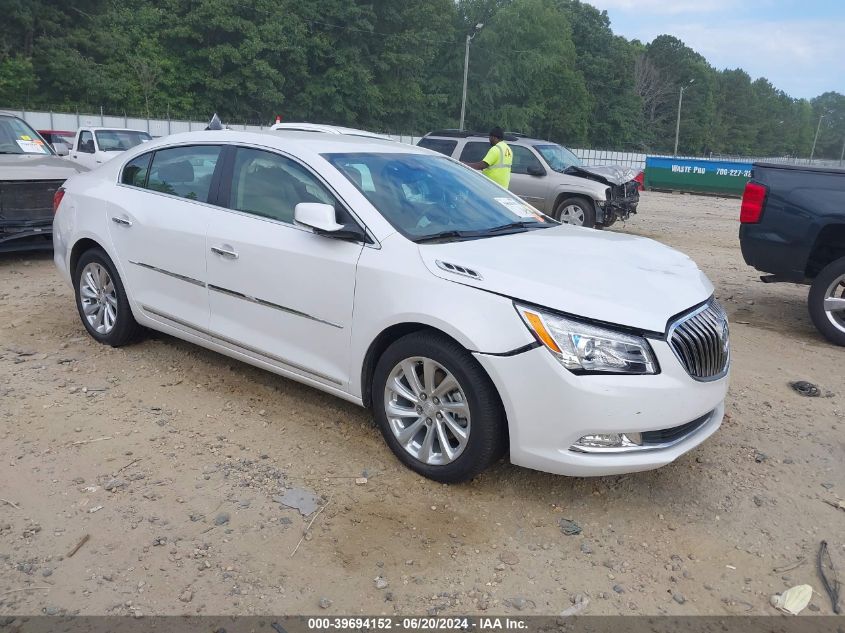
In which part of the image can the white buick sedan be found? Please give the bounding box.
[53,130,729,482]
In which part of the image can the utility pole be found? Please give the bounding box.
[673,79,694,157]
[459,23,484,131]
[840,136,845,168]
[809,113,824,161]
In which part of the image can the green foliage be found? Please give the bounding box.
[0,0,842,158]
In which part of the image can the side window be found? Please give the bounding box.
[417,138,458,156]
[459,142,490,163]
[228,147,341,225]
[78,131,94,153]
[511,145,544,175]
[121,152,152,187]
[147,145,221,202]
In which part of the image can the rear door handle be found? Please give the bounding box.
[111,216,132,227]
[211,246,239,259]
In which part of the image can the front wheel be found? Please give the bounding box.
[74,247,142,347]
[808,257,845,346]
[372,332,507,483]
[554,196,596,228]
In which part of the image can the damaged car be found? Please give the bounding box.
[0,112,88,252]
[418,130,639,229]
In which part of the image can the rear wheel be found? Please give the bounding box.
[808,256,845,346]
[372,332,507,483]
[554,196,596,228]
[74,247,142,347]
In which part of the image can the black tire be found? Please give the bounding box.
[554,196,596,228]
[808,256,845,346]
[73,247,142,347]
[372,331,507,483]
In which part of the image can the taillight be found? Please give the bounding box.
[740,182,767,224]
[52,187,65,214]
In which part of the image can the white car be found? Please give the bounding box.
[52,130,730,482]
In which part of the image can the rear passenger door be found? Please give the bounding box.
[108,144,223,335]
[204,145,365,390]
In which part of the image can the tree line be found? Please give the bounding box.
[1,0,843,158]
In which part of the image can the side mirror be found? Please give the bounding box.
[527,165,545,177]
[294,202,368,242]
[53,142,69,156]
[294,202,344,232]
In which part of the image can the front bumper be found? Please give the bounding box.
[474,339,728,477]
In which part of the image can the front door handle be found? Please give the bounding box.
[211,245,239,259]
[111,216,132,227]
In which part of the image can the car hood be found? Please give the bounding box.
[0,154,88,179]
[565,164,637,186]
[417,226,713,333]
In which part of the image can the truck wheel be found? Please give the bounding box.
[808,256,845,346]
[554,197,596,228]
[372,331,507,483]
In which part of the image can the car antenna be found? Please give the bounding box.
[205,113,224,131]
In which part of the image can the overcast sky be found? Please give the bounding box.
[586,0,845,100]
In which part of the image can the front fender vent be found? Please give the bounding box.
[435,260,482,281]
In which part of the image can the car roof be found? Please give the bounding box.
[133,129,426,156]
[270,122,391,140]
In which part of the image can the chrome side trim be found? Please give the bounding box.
[140,305,342,386]
[129,260,204,287]
[207,284,343,329]
[129,261,342,329]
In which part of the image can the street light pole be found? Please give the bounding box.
[673,78,694,157]
[839,135,845,168]
[809,114,825,162]
[459,23,483,131]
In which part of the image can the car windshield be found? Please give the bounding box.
[324,152,549,241]
[0,116,53,155]
[95,130,152,152]
[535,144,581,172]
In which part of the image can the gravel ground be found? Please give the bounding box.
[0,191,842,617]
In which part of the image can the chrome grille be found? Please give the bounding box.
[668,299,730,380]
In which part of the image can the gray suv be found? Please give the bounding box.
[418,131,639,229]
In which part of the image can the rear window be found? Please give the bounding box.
[417,138,458,156]
[121,152,152,187]
[459,142,490,163]
[146,145,222,202]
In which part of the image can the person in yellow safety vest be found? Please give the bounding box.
[463,126,513,189]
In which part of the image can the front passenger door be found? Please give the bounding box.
[508,145,550,209]
[205,146,365,389]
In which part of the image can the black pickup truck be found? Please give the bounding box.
[739,162,845,346]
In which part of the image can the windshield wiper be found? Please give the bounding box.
[485,221,546,233]
[414,230,474,244]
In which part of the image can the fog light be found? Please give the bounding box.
[571,432,643,451]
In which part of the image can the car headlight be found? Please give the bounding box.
[515,303,657,375]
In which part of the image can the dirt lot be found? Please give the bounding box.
[1,191,843,617]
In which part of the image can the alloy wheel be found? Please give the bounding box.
[823,273,845,334]
[383,356,471,466]
[79,262,118,335]
[559,204,585,225]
